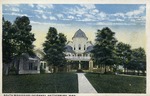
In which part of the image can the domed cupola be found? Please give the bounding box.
[72,29,88,40]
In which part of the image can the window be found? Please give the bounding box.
[78,54,81,57]
[29,63,33,70]
[74,45,76,50]
[79,44,81,50]
[84,45,86,50]
[44,63,46,68]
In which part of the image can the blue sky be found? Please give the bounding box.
[2,4,146,49]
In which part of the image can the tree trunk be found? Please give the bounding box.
[124,67,126,74]
[16,58,20,75]
[142,70,145,76]
[5,63,9,75]
[137,70,140,76]
[53,66,58,73]
[105,65,107,73]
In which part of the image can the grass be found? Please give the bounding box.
[85,73,146,93]
[3,73,78,93]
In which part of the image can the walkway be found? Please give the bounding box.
[118,74,146,78]
[77,73,97,93]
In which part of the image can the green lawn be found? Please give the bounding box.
[85,73,146,93]
[3,73,78,93]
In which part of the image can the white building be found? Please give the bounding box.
[65,29,94,71]
[8,53,41,74]
[34,49,51,73]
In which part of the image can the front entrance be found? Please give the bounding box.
[68,61,92,70]
[80,61,89,70]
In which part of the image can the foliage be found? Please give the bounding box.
[115,42,132,70]
[2,16,36,64]
[43,27,67,72]
[91,27,117,72]
[3,73,78,93]
[40,65,45,74]
[85,73,146,93]
[13,16,36,56]
[76,69,84,73]
[2,18,15,63]
[128,47,146,75]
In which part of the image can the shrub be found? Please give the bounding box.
[40,65,45,74]
[76,69,84,73]
[104,71,114,75]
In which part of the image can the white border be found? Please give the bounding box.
[0,0,149,96]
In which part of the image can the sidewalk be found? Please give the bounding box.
[118,74,146,78]
[77,73,97,93]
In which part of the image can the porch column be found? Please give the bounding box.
[78,61,81,69]
[89,60,93,72]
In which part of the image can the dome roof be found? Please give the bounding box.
[72,29,88,39]
[65,45,74,53]
[85,46,93,53]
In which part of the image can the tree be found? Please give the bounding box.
[43,27,67,73]
[115,42,132,73]
[91,27,117,73]
[128,47,146,75]
[2,16,36,74]
[13,16,36,56]
[2,17,15,64]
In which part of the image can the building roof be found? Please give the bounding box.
[65,45,75,53]
[72,29,88,40]
[85,46,93,53]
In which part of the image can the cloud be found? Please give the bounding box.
[36,4,53,9]
[34,9,51,14]
[111,13,125,18]
[49,16,57,20]
[34,10,44,14]
[106,5,145,24]
[10,7,20,12]
[28,4,34,8]
[4,4,20,7]
[126,5,145,17]
[68,15,74,19]
[3,12,32,17]
[57,14,64,19]
[3,4,20,12]
[36,15,41,19]
[95,22,136,26]
[42,14,47,19]
[3,4,145,27]
[30,21,70,27]
[80,4,96,9]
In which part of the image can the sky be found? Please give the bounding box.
[2,4,146,50]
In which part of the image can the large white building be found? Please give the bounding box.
[65,29,94,71]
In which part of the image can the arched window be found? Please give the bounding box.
[84,45,86,50]
[79,44,81,50]
[74,45,75,50]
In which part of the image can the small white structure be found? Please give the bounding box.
[12,53,41,74]
[65,29,94,71]
[34,49,51,73]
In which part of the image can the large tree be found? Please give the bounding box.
[128,47,146,75]
[115,42,132,73]
[2,17,15,64]
[2,16,36,74]
[43,27,67,73]
[91,27,117,73]
[13,16,36,56]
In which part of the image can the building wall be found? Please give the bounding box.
[68,37,92,54]
[17,55,41,74]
